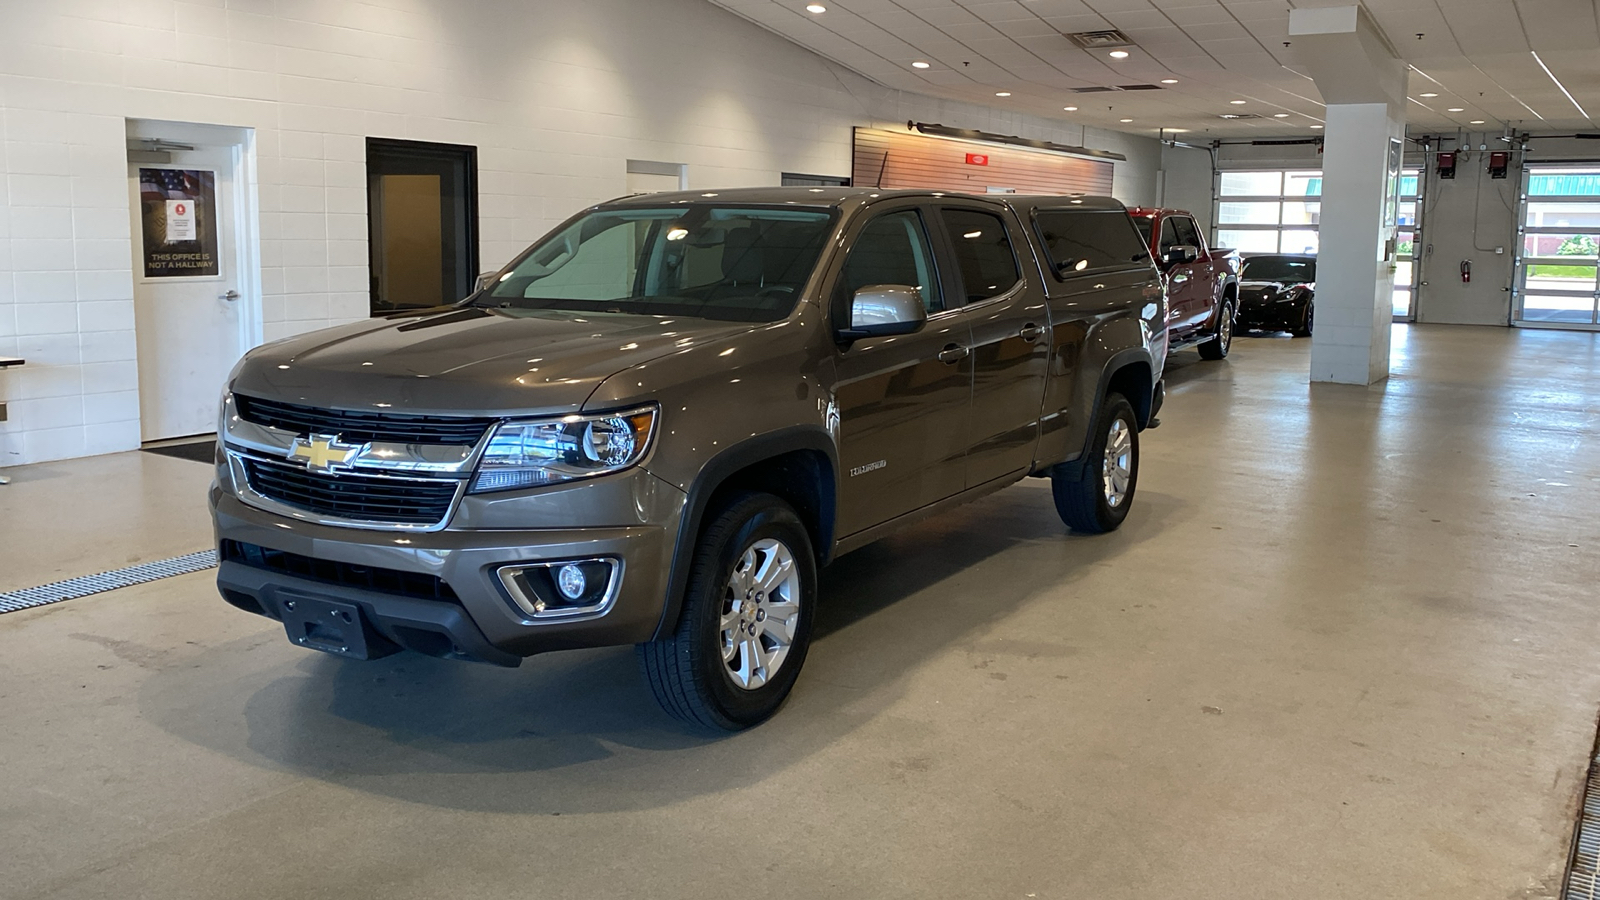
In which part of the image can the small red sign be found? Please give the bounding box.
[175,203,187,215]
[965,153,989,166]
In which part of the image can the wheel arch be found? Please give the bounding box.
[649,427,838,641]
[1055,349,1154,480]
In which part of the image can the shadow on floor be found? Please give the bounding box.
[141,439,217,464]
[139,483,1182,814]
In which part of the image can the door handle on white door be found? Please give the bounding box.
[220,290,240,302]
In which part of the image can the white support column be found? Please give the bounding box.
[1289,5,1408,385]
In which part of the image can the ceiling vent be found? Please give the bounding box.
[1071,86,1120,93]
[1071,84,1165,94]
[1118,84,1164,91]
[1065,29,1135,49]
[1219,113,1263,120]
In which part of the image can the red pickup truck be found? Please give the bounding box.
[1126,208,1241,360]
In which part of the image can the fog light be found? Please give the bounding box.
[556,564,587,600]
[496,557,621,621]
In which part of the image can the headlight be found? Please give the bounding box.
[470,406,657,493]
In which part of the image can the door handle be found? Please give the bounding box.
[220,290,240,302]
[936,344,969,364]
[1018,323,1044,342]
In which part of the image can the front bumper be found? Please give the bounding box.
[1237,298,1309,331]
[209,467,686,664]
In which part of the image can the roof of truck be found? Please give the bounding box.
[598,187,1126,212]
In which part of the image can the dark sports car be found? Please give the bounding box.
[1237,254,1315,337]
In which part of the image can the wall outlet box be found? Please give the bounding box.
[1496,247,1504,254]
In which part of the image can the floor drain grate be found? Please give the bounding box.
[1567,743,1600,899]
[0,550,218,615]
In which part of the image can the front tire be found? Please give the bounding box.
[1051,392,1139,534]
[638,492,816,731]
[1198,299,1234,360]
[1291,301,1314,338]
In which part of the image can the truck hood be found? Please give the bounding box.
[230,306,759,416]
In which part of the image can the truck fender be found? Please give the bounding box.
[648,426,839,641]
[1055,347,1156,480]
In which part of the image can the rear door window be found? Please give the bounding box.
[939,208,1022,304]
[1035,209,1152,276]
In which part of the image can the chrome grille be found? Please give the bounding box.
[234,394,494,446]
[240,456,460,525]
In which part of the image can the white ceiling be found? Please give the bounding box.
[706,0,1600,139]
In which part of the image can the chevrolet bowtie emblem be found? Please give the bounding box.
[287,434,362,473]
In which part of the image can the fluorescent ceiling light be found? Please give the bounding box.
[1310,124,1323,129]
[1160,78,1178,84]
[1108,50,1130,59]
[1063,106,1078,111]
[1273,113,1289,118]
[1447,107,1465,112]
[1120,118,1133,123]
[911,61,930,69]
[1469,119,1486,124]
[1532,51,1591,120]
[805,3,825,12]
[1229,99,1247,105]
[995,91,1011,97]
[1419,92,1438,98]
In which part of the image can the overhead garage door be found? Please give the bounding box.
[1514,165,1600,328]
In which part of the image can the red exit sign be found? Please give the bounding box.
[965,153,989,166]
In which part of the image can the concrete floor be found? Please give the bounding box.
[3,324,1599,899]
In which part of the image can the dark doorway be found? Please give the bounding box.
[366,138,478,315]
[781,172,850,187]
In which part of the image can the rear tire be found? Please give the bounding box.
[1291,301,1314,338]
[1051,393,1139,534]
[1198,299,1234,360]
[638,492,816,731]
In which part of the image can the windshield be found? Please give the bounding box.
[1243,256,1316,283]
[476,205,837,322]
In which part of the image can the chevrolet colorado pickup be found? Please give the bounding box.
[212,188,1168,730]
[1126,207,1241,360]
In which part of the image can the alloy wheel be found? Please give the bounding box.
[720,537,802,690]
[1102,418,1133,508]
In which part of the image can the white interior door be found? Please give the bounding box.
[129,146,246,441]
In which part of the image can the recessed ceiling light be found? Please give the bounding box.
[1273,113,1289,118]
[1165,128,1188,132]
[1447,107,1465,112]
[1419,92,1438,98]
[1160,78,1178,84]
[995,91,1011,97]
[1120,118,1133,123]
[1063,106,1078,111]
[1310,124,1324,129]
[1470,119,1486,124]
[1108,50,1130,59]
[1229,99,1247,105]
[911,61,930,69]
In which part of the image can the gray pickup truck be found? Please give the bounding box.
[212,188,1167,730]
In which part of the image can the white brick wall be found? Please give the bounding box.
[0,0,1161,465]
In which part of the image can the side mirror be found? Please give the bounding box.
[474,271,500,293]
[838,285,927,341]
[1162,244,1199,267]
